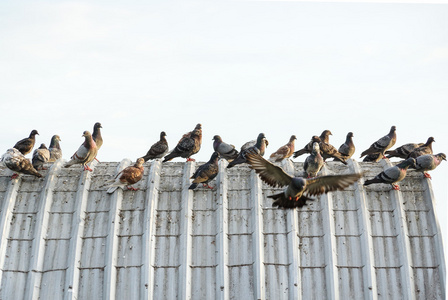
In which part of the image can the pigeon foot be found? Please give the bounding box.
[423,172,432,180]
[83,165,93,172]
[11,173,19,180]
[127,186,138,191]
[392,184,400,190]
[186,158,196,162]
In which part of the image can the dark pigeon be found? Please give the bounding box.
[364,158,415,190]
[245,150,362,209]
[141,131,169,162]
[407,137,435,159]
[410,153,446,179]
[385,142,424,159]
[269,135,297,162]
[304,142,324,178]
[163,124,202,162]
[189,152,220,190]
[13,130,39,155]
[92,122,103,150]
[2,148,42,179]
[48,135,62,162]
[360,126,396,159]
[106,158,145,193]
[64,131,98,171]
[337,132,355,159]
[32,144,50,170]
[363,153,382,163]
[227,133,268,168]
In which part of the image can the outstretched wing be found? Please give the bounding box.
[245,151,292,188]
[305,173,362,196]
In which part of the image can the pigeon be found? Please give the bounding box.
[364,158,415,190]
[163,124,202,162]
[13,129,39,155]
[92,122,103,150]
[385,142,424,159]
[106,158,145,193]
[407,137,435,159]
[189,152,220,190]
[2,148,42,179]
[48,135,62,162]
[227,133,268,168]
[337,132,355,159]
[64,131,98,171]
[269,135,297,162]
[141,131,169,162]
[293,136,321,158]
[245,150,362,209]
[410,153,446,179]
[304,142,324,178]
[319,140,348,164]
[212,135,239,162]
[360,126,396,159]
[363,153,382,162]
[319,130,332,143]
[32,144,50,170]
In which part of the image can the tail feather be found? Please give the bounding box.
[189,183,198,190]
[268,193,314,209]
[364,178,381,186]
[107,186,119,194]
[293,149,306,158]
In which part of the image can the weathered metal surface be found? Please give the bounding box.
[0,159,445,299]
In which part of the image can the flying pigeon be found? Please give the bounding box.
[385,142,424,159]
[141,131,169,161]
[304,142,324,178]
[337,132,355,159]
[363,153,382,162]
[245,150,362,209]
[360,126,396,159]
[48,135,62,162]
[32,144,50,170]
[13,129,39,155]
[212,135,239,162]
[106,158,145,193]
[92,122,103,150]
[189,152,220,190]
[410,153,446,179]
[227,133,268,168]
[2,148,42,179]
[293,136,321,158]
[64,131,98,171]
[269,135,297,162]
[163,124,202,162]
[364,158,415,190]
[407,137,435,159]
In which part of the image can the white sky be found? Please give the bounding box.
[0,0,447,276]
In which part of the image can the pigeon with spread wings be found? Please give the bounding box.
[245,150,362,209]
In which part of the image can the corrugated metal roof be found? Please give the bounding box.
[0,158,445,299]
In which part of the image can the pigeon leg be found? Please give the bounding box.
[294,197,299,201]
[94,157,100,162]
[127,186,138,191]
[423,172,432,179]
[186,158,196,162]
[11,173,19,180]
[382,155,390,160]
[83,165,93,172]
[392,184,400,190]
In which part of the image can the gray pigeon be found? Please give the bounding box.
[385,142,424,159]
[64,131,98,171]
[48,135,62,162]
[304,142,324,178]
[407,137,435,159]
[213,135,239,162]
[2,148,42,179]
[269,135,297,162]
[245,150,362,209]
[163,124,202,162]
[363,153,382,162]
[141,131,169,161]
[337,132,355,159]
[360,126,396,159]
[32,143,50,170]
[189,152,220,189]
[13,130,39,155]
[227,133,268,168]
[410,153,446,179]
[364,158,415,190]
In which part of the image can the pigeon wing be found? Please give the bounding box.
[305,173,362,196]
[245,151,292,188]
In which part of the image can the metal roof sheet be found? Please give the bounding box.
[0,158,445,299]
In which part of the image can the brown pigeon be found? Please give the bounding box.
[2,148,42,179]
[410,153,446,179]
[64,131,98,171]
[227,133,268,168]
[32,144,50,170]
[106,158,145,193]
[13,129,39,155]
[245,150,362,209]
[163,124,202,162]
[189,152,220,189]
[407,137,435,159]
[364,158,415,190]
[141,131,169,161]
[269,135,297,162]
[360,126,396,159]
[293,136,321,158]
[213,135,239,162]
[385,142,424,159]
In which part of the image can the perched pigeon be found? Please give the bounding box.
[337,132,355,159]
[13,130,39,155]
[269,135,297,162]
[92,122,103,150]
[227,133,268,168]
[64,131,98,171]
[2,148,42,179]
[360,126,396,159]
[32,144,50,170]
[407,137,435,159]
[410,153,446,179]
[163,124,202,162]
[319,130,332,143]
[385,142,424,159]
[363,153,382,163]
[293,136,321,158]
[189,152,220,190]
[141,131,169,162]
[304,142,324,178]
[106,158,145,193]
[213,135,239,162]
[48,135,62,162]
[364,158,415,190]
[319,140,348,164]
[245,150,362,209]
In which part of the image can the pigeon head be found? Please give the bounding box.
[290,135,297,141]
[320,130,332,137]
[312,142,320,153]
[425,137,435,144]
[94,122,102,129]
[347,132,354,138]
[194,124,202,130]
[213,135,222,141]
[52,135,61,142]
[209,151,220,162]
[38,144,47,150]
[436,153,446,161]
[30,130,39,137]
[256,133,266,146]
[311,136,321,143]
[291,177,306,191]
[390,126,396,133]
[160,131,167,137]
[135,158,145,167]
[82,131,92,138]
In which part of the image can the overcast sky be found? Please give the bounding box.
[1,0,447,268]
